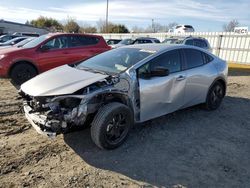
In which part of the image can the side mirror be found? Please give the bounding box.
[150,66,169,77]
[40,45,50,52]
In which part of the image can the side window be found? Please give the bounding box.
[44,36,68,50]
[201,40,208,47]
[185,39,193,46]
[154,39,160,43]
[184,49,204,69]
[145,40,152,43]
[68,36,99,47]
[139,50,182,77]
[202,52,214,64]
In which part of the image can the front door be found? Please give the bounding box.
[38,36,71,71]
[138,49,186,122]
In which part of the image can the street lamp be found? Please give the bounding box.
[106,0,109,33]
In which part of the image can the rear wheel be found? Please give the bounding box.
[10,63,37,86]
[205,82,225,110]
[91,102,133,149]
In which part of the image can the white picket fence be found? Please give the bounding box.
[99,32,250,65]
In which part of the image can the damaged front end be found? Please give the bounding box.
[20,76,124,138]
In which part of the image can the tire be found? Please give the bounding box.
[205,81,225,110]
[91,102,133,149]
[10,63,37,86]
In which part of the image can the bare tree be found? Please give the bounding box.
[80,23,97,33]
[64,17,80,33]
[223,19,239,32]
[96,19,107,33]
[166,22,178,31]
[131,26,145,33]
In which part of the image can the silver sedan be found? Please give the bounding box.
[20,44,228,149]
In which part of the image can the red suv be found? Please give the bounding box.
[0,33,111,85]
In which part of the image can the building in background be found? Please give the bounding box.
[0,19,49,35]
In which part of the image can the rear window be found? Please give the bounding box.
[194,39,207,48]
[184,49,204,69]
[163,38,184,44]
[134,39,152,44]
[184,25,193,29]
[185,39,194,45]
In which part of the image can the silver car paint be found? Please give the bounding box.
[21,44,227,136]
[21,65,108,96]
[128,45,227,122]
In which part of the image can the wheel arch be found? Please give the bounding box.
[88,92,134,118]
[8,60,39,77]
[208,76,227,97]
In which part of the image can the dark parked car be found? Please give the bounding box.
[111,38,135,48]
[0,33,111,85]
[0,37,37,49]
[0,37,28,46]
[0,34,20,43]
[132,37,160,44]
[106,39,122,45]
[162,36,212,52]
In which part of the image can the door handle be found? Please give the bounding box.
[176,75,186,81]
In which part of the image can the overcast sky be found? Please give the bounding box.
[0,0,249,31]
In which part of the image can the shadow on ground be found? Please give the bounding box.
[64,96,250,187]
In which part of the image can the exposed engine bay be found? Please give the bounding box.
[20,75,132,137]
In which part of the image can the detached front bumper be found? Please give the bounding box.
[23,102,57,138]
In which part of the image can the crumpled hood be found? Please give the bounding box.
[21,65,108,96]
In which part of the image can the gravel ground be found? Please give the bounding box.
[0,69,250,188]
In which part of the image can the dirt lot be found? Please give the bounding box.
[0,69,250,188]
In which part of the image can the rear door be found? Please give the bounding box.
[138,49,187,122]
[65,35,104,64]
[182,48,217,108]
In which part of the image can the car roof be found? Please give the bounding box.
[135,37,158,40]
[122,43,182,52]
[166,36,207,40]
[122,43,211,54]
[45,33,103,38]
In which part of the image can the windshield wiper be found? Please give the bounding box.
[78,67,108,75]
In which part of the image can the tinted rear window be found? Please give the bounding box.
[185,39,194,45]
[184,25,193,28]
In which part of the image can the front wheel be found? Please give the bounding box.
[91,102,133,149]
[205,82,225,110]
[10,63,37,86]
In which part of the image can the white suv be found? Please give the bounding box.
[170,25,195,33]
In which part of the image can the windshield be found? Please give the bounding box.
[2,37,21,44]
[14,37,36,47]
[119,39,134,45]
[77,48,155,74]
[162,38,183,44]
[22,34,49,48]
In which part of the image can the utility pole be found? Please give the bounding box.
[106,0,109,33]
[152,19,155,33]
